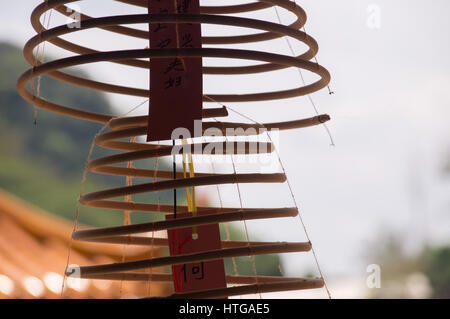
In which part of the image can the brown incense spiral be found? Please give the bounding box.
[17,0,331,298]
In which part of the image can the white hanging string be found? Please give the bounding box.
[273,3,336,146]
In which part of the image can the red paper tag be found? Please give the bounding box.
[147,0,203,142]
[166,210,227,294]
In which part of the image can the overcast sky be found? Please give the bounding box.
[2,1,450,297]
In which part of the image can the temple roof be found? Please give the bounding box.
[0,189,168,298]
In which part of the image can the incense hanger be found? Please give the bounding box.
[17,0,331,299]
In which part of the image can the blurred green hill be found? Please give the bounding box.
[0,42,122,226]
[0,42,111,174]
[0,42,283,277]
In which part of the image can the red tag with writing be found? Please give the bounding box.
[166,210,227,294]
[147,0,203,142]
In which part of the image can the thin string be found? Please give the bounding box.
[173,0,187,70]
[36,9,53,101]
[32,4,53,124]
[119,136,136,296]
[273,4,335,146]
[206,96,286,279]
[60,122,109,297]
[147,139,161,297]
[268,132,332,299]
[224,105,332,299]
[212,117,262,299]
[61,99,149,297]
[272,3,332,297]
[146,198,160,296]
[205,135,240,277]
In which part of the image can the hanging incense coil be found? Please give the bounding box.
[17,0,331,298]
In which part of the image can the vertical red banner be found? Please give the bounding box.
[166,210,227,295]
[147,0,203,142]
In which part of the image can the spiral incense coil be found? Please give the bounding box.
[17,0,330,124]
[17,0,332,298]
